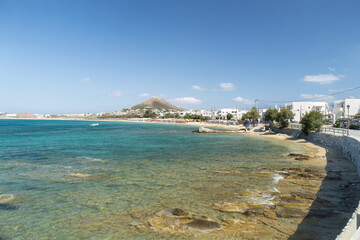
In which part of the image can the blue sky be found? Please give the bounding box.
[1,0,360,114]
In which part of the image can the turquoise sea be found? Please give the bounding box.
[0,119,309,239]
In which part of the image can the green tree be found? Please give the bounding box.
[276,108,294,129]
[241,107,260,125]
[163,113,180,118]
[183,113,208,121]
[226,113,233,120]
[264,108,279,123]
[183,113,191,119]
[300,111,323,135]
[355,113,360,119]
[143,110,157,118]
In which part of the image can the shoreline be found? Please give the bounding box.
[0,117,243,130]
[2,117,358,239]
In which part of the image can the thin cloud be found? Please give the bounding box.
[300,93,334,101]
[158,94,167,98]
[80,77,90,83]
[220,82,235,91]
[169,97,202,105]
[328,88,351,92]
[303,74,344,84]
[138,93,150,97]
[233,97,253,105]
[191,85,206,91]
[328,67,336,72]
[101,91,123,97]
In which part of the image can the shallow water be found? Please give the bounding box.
[0,119,311,239]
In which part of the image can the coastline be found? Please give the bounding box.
[0,117,243,130]
[2,118,358,239]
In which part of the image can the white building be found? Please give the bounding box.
[285,102,328,122]
[217,108,248,120]
[333,97,360,119]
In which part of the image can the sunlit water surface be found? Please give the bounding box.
[0,119,309,239]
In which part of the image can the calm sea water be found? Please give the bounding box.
[0,119,307,239]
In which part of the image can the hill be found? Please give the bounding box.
[131,97,184,111]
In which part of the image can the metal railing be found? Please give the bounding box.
[289,124,301,129]
[321,127,347,136]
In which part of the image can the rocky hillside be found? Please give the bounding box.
[131,97,184,111]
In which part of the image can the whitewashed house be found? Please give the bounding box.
[285,102,328,122]
[333,97,360,119]
[217,108,248,120]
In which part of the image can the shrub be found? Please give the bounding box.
[350,124,359,130]
[264,108,278,123]
[276,108,294,129]
[241,107,260,125]
[143,110,157,118]
[300,111,323,135]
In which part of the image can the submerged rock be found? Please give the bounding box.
[129,210,142,219]
[0,194,15,204]
[185,219,221,231]
[290,191,317,200]
[172,208,188,216]
[213,202,277,220]
[66,173,92,178]
[144,208,222,233]
[275,206,308,218]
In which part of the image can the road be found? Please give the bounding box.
[290,123,360,141]
[322,125,360,140]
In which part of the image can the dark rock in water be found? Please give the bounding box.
[326,171,342,180]
[244,208,267,216]
[0,204,19,211]
[291,191,317,200]
[172,208,188,216]
[288,153,310,161]
[185,219,221,230]
[307,209,338,218]
[275,206,308,218]
[275,196,304,204]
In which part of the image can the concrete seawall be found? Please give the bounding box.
[302,133,360,240]
[271,127,360,239]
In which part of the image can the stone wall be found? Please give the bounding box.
[302,133,360,176]
[303,133,360,240]
[272,128,360,240]
[269,127,296,135]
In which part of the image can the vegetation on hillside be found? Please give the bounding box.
[163,113,180,119]
[143,110,157,118]
[183,113,209,121]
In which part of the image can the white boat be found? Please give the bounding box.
[90,123,99,126]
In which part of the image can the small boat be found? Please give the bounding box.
[90,123,99,127]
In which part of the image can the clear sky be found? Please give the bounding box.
[1,0,360,114]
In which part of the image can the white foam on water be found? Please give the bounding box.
[273,173,284,184]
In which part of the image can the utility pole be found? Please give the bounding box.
[347,105,350,136]
[254,99,258,127]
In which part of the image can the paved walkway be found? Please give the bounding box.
[323,125,360,141]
